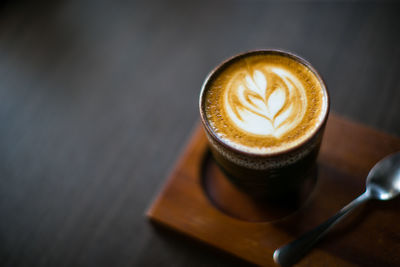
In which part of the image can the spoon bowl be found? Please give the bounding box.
[367,152,400,200]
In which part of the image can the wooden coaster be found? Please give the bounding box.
[147,114,400,266]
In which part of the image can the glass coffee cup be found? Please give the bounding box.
[199,49,329,199]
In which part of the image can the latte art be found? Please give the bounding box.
[224,67,307,137]
[203,52,328,154]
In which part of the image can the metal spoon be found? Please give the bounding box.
[273,151,400,267]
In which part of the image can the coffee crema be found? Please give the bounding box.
[203,52,328,154]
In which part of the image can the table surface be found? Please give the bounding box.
[0,1,399,266]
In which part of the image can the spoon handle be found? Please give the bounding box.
[273,192,370,267]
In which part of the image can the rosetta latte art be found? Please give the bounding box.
[224,67,307,137]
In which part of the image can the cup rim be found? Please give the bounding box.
[199,49,330,157]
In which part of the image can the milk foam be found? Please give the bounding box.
[224,67,307,137]
[204,52,328,154]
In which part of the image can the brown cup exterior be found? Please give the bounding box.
[199,49,330,199]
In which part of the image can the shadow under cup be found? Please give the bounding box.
[199,50,330,200]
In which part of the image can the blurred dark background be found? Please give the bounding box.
[0,0,399,266]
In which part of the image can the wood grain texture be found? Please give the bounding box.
[0,0,399,266]
[148,114,400,266]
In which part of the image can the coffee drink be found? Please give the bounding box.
[204,53,328,154]
[199,50,329,199]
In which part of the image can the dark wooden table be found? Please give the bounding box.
[0,1,399,266]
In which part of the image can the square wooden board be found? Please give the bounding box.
[147,115,400,266]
